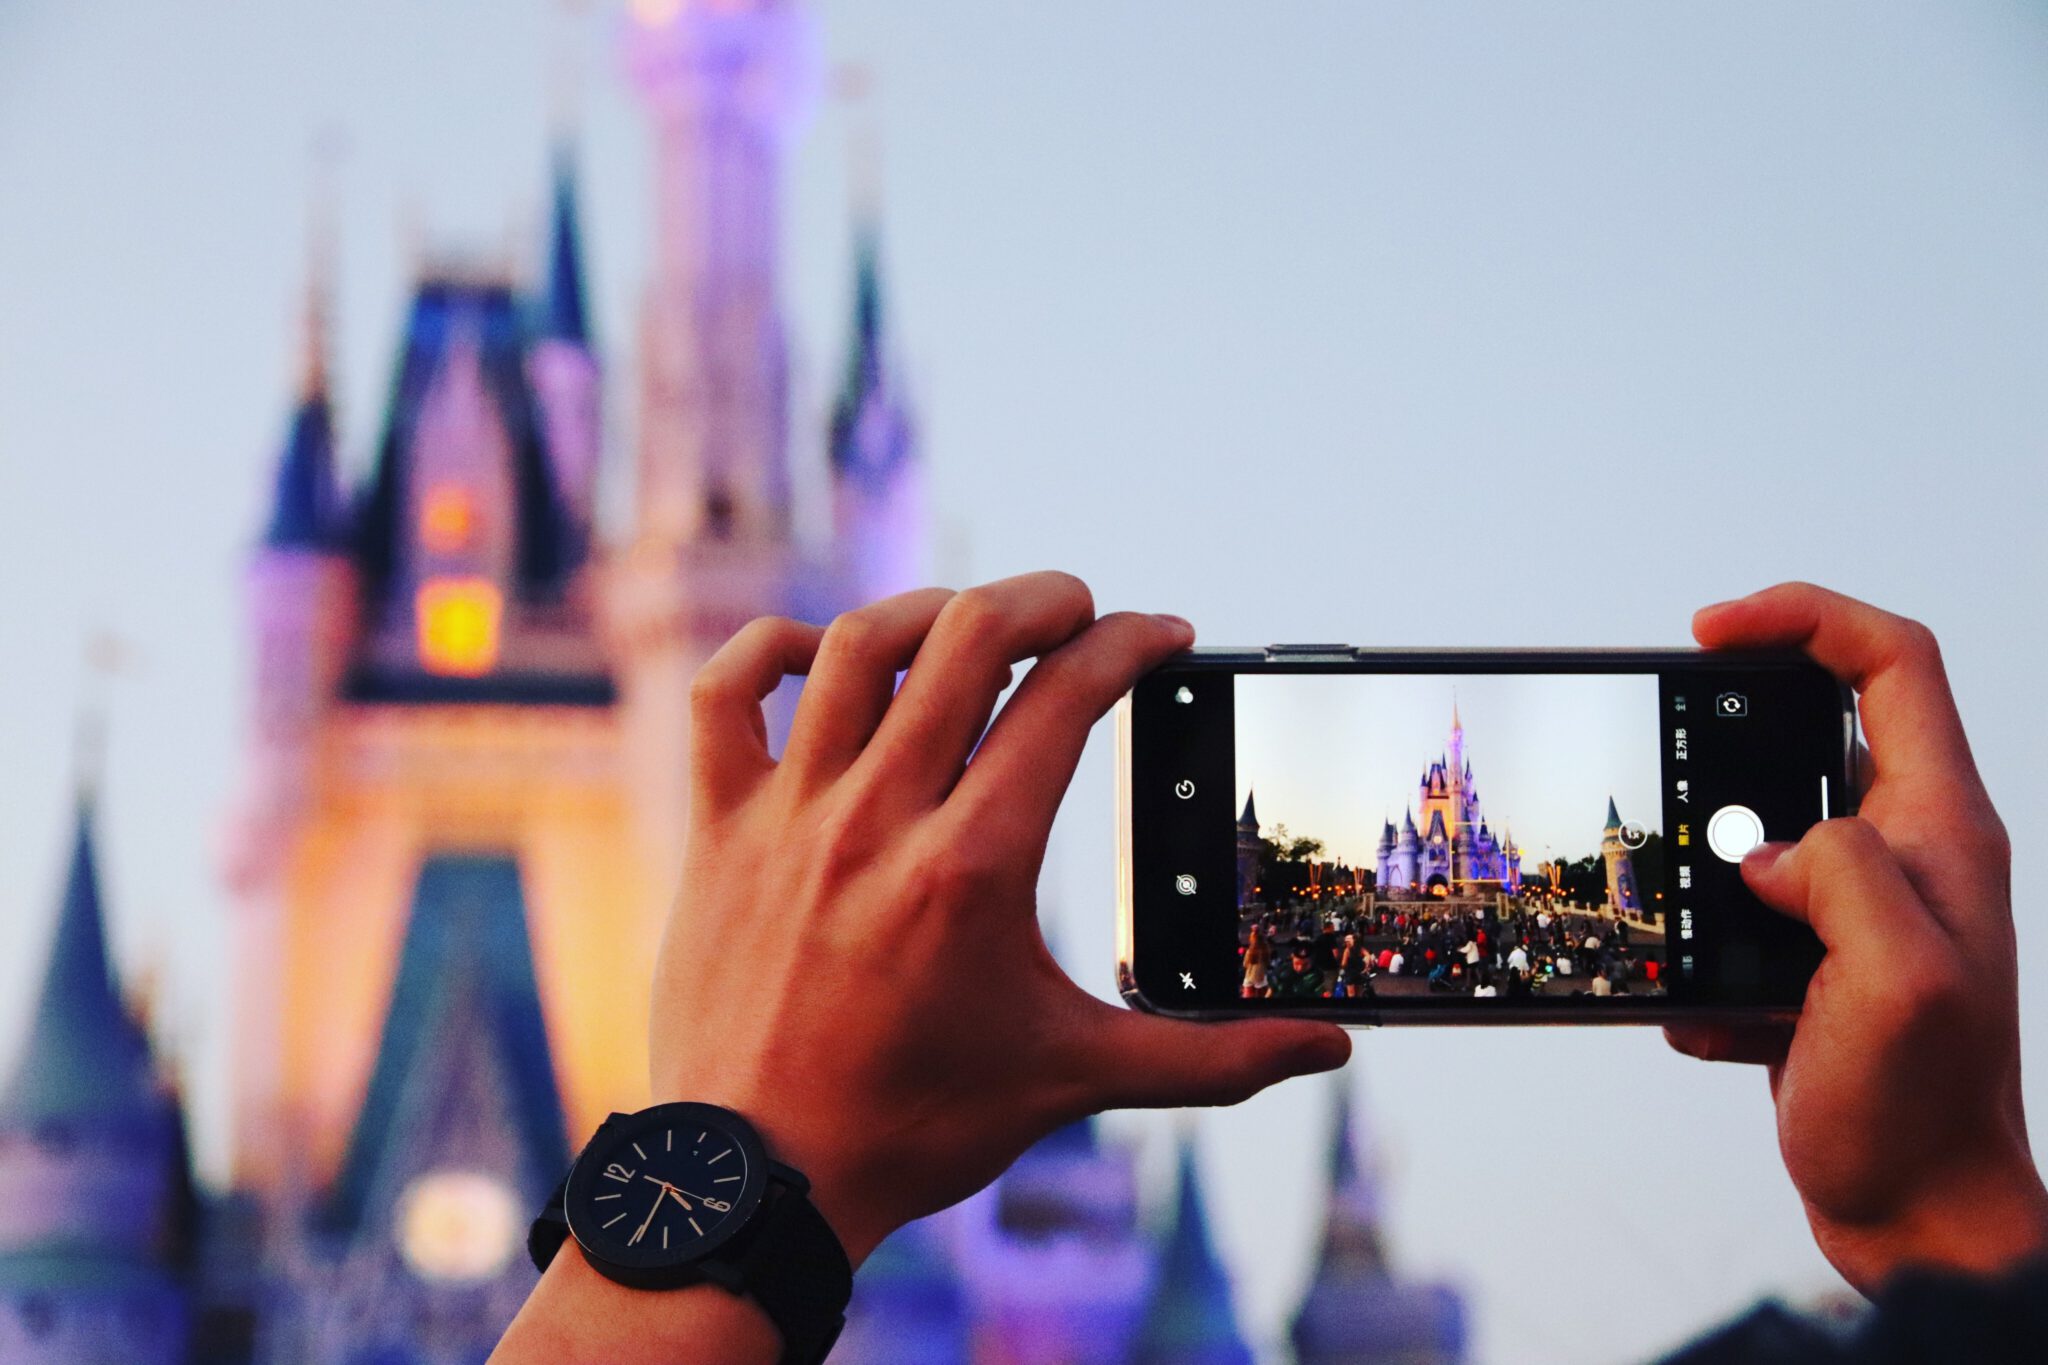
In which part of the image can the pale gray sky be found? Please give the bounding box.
[1236,672,1662,869]
[4,4,2047,1363]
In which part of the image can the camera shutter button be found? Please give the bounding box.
[1706,805,1766,863]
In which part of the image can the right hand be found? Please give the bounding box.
[1666,583,2048,1294]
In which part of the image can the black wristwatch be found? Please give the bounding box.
[528,1101,852,1365]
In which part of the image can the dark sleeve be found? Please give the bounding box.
[1657,1256,2048,1365]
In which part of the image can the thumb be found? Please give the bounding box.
[1742,818,1936,960]
[1084,1009,1351,1112]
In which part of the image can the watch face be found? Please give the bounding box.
[564,1102,770,1277]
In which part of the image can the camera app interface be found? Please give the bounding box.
[1233,674,1665,1004]
[1129,661,1839,1014]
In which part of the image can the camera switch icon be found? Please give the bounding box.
[1716,692,1749,717]
[1173,779,1196,800]
[1174,874,1198,896]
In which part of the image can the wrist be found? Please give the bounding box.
[1811,1156,2048,1295]
[492,1243,780,1365]
[649,1076,898,1266]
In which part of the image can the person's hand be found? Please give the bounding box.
[1666,583,2048,1294]
[648,572,1350,1262]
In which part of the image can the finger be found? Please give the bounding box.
[1664,1022,1793,1067]
[783,588,956,782]
[1691,583,1989,822]
[1740,821,1943,954]
[859,572,1098,807]
[689,616,826,802]
[948,612,1195,857]
[1081,1007,1351,1111]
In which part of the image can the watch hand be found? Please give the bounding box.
[673,1189,733,1212]
[627,1189,663,1247]
[639,1174,695,1209]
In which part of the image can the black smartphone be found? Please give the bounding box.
[1117,647,1858,1025]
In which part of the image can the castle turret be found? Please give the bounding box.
[528,146,603,531]
[835,1215,968,1365]
[1601,797,1642,917]
[227,264,361,1187]
[1132,1135,1253,1365]
[830,224,922,602]
[623,0,815,545]
[1290,1073,1466,1365]
[1235,789,1261,907]
[0,801,194,1364]
[245,258,357,761]
[951,1117,1152,1365]
[612,0,823,904]
[1390,809,1420,892]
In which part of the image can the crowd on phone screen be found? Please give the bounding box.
[1237,897,1664,1001]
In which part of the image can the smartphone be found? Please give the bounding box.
[1117,647,1858,1025]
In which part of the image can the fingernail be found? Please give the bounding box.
[1154,613,1194,637]
[1743,841,1792,875]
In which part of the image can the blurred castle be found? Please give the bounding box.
[0,1,1464,1361]
[1372,705,1524,898]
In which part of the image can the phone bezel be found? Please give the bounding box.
[1115,646,1859,1027]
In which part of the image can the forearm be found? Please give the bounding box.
[489,1250,781,1365]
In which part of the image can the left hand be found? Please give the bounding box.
[647,573,1351,1261]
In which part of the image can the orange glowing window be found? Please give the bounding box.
[420,485,476,555]
[416,577,503,677]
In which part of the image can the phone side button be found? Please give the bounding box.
[1264,643,1357,660]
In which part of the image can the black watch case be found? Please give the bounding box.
[563,1100,789,1290]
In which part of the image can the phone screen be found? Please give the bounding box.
[1123,653,1853,1020]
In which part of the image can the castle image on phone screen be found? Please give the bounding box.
[1232,674,1667,1003]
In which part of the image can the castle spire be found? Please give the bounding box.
[1133,1133,1253,1365]
[0,799,158,1125]
[263,235,348,551]
[540,145,591,346]
[1292,1068,1468,1363]
[1605,795,1623,831]
[1239,788,1259,830]
[829,222,913,484]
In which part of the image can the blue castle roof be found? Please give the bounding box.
[0,803,161,1129]
[828,226,912,482]
[323,854,570,1236]
[1132,1137,1253,1365]
[263,392,350,551]
[539,150,591,346]
[350,278,585,608]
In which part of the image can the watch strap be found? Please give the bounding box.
[728,1184,851,1365]
[525,1169,850,1365]
[527,1176,571,1273]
